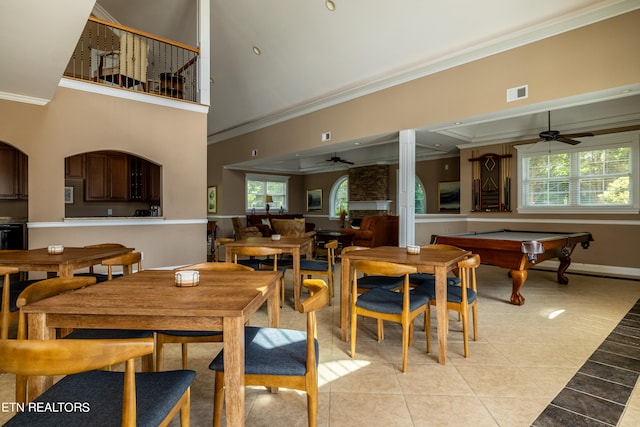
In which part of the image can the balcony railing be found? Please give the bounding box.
[64,16,200,103]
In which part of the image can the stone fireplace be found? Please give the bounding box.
[348,165,392,219]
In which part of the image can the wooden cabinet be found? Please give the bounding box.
[85,152,129,201]
[0,145,28,199]
[129,157,161,202]
[65,154,85,179]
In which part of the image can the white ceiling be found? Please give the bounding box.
[2,0,639,174]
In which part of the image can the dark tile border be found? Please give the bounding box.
[532,299,640,427]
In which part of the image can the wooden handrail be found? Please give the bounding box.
[88,16,199,54]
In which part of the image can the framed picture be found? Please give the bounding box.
[438,181,460,211]
[306,189,322,211]
[207,186,217,214]
[64,186,74,204]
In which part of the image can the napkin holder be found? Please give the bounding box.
[48,245,64,255]
[175,270,199,287]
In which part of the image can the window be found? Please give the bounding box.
[246,173,289,212]
[517,134,638,213]
[329,175,349,218]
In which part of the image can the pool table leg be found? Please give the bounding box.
[509,269,527,305]
[557,255,571,285]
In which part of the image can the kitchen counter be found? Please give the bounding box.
[0,217,27,224]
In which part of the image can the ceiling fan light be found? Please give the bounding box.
[252,46,261,55]
[325,1,336,11]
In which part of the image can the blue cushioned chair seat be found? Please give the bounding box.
[409,273,461,287]
[414,282,477,303]
[3,369,196,427]
[209,326,318,376]
[157,330,223,338]
[356,287,431,314]
[64,329,153,340]
[236,259,263,269]
[260,258,294,268]
[357,275,404,290]
[299,260,333,272]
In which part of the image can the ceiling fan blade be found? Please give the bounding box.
[557,136,582,145]
[561,132,594,139]
[341,159,355,165]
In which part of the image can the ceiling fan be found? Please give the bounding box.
[326,154,354,165]
[538,111,594,145]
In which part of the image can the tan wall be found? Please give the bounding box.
[207,11,640,273]
[0,86,208,268]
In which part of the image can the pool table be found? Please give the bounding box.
[433,230,593,305]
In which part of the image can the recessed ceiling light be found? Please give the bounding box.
[454,121,462,125]
[354,142,360,145]
[325,1,336,11]
[252,46,261,55]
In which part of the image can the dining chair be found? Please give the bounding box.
[231,246,286,307]
[101,251,142,280]
[297,239,338,304]
[350,260,431,373]
[77,243,127,282]
[0,337,195,427]
[409,244,464,287]
[155,262,254,371]
[340,246,405,294]
[0,266,20,339]
[214,237,234,262]
[209,279,329,427]
[415,254,481,357]
[15,276,154,402]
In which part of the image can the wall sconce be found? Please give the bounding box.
[522,240,544,263]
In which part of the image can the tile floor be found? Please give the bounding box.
[1,263,639,426]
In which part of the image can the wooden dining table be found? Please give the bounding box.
[225,236,313,310]
[340,246,471,364]
[21,269,281,427]
[0,246,133,277]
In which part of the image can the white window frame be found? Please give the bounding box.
[245,173,289,212]
[329,175,349,219]
[516,132,639,214]
[415,176,426,214]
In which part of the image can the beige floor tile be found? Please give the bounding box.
[405,395,498,426]
[481,396,551,427]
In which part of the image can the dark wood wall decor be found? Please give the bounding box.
[469,148,512,212]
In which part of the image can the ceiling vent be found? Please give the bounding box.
[506,85,528,102]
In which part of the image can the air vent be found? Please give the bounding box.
[506,85,528,102]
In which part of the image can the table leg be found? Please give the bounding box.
[267,276,280,328]
[435,266,447,364]
[223,316,245,427]
[509,269,527,305]
[27,312,55,400]
[340,257,351,341]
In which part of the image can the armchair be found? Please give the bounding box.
[341,215,399,247]
[231,217,262,240]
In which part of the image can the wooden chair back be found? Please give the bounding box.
[0,338,153,413]
[84,243,126,273]
[101,252,142,279]
[0,266,20,339]
[16,276,97,340]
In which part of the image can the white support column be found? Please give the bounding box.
[197,0,211,106]
[398,129,416,247]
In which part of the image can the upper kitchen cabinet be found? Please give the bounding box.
[0,143,28,200]
[85,152,129,201]
[66,152,161,203]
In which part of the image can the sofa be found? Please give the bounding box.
[340,215,399,247]
[246,214,315,237]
